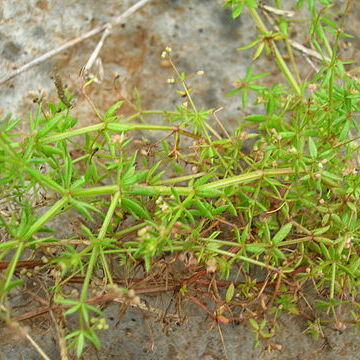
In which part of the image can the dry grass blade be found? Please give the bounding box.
[25,333,51,360]
[0,0,152,85]
[81,25,112,81]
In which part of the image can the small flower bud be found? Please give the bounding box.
[308,84,317,92]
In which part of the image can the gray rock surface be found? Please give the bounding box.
[0,0,359,359]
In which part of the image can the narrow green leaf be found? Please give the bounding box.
[147,161,162,182]
[246,0,258,8]
[253,42,265,60]
[232,4,244,18]
[170,188,181,203]
[249,318,259,330]
[346,202,357,212]
[322,171,342,181]
[0,240,18,250]
[212,205,229,215]
[76,333,85,358]
[337,263,354,277]
[105,101,124,118]
[56,298,79,306]
[226,283,235,303]
[319,242,331,260]
[84,330,100,348]
[273,248,285,259]
[246,244,265,254]
[64,330,80,340]
[238,39,260,51]
[339,121,350,141]
[69,198,99,222]
[194,172,214,187]
[85,163,98,183]
[71,176,86,190]
[37,113,63,138]
[244,114,267,122]
[313,225,330,236]
[2,114,21,131]
[121,197,151,220]
[195,199,213,219]
[123,170,148,186]
[226,199,237,216]
[26,165,64,194]
[63,153,73,187]
[149,170,166,185]
[350,257,360,274]
[226,88,241,97]
[308,137,317,159]
[5,279,24,292]
[184,209,195,224]
[64,305,80,316]
[38,144,63,156]
[84,303,104,316]
[250,72,268,81]
[273,223,292,243]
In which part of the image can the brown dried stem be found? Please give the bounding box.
[0,0,152,85]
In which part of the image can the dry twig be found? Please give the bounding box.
[259,2,295,18]
[25,333,52,360]
[0,0,152,85]
[81,25,112,81]
[259,4,331,63]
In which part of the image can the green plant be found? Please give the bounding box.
[0,0,359,356]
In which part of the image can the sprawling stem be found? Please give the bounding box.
[0,197,69,300]
[71,167,306,198]
[80,192,121,302]
[247,6,301,95]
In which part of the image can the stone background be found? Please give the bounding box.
[0,0,359,359]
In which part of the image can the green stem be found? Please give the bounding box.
[274,0,301,84]
[0,197,69,299]
[164,193,195,240]
[113,222,147,238]
[154,172,207,185]
[198,167,303,190]
[0,244,24,301]
[71,167,306,197]
[205,235,333,250]
[41,123,105,143]
[280,236,333,246]
[40,123,200,144]
[209,248,280,273]
[330,262,336,300]
[102,245,187,254]
[247,6,301,95]
[23,197,70,240]
[107,123,175,133]
[80,192,120,302]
